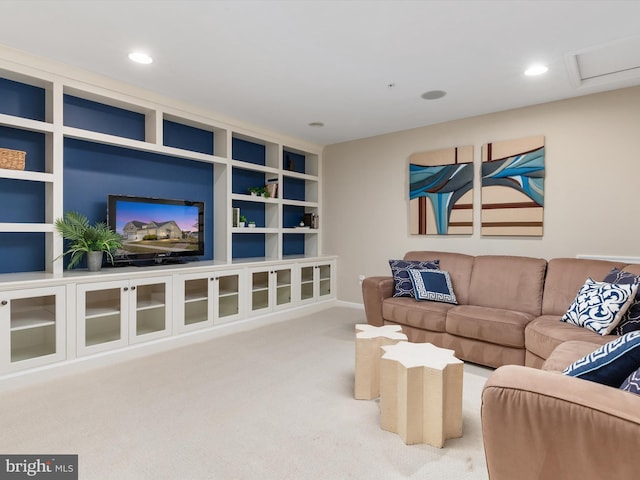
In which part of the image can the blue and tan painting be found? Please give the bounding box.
[409,146,474,235]
[481,135,545,236]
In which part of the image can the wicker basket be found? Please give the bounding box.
[0,148,26,170]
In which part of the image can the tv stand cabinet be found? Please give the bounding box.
[0,257,336,387]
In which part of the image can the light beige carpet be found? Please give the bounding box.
[0,306,491,479]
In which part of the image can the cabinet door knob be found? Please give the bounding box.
[123,287,129,292]
[1,300,7,306]
[131,286,136,291]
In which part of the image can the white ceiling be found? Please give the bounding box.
[1,0,640,146]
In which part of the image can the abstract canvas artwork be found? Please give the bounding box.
[481,136,545,236]
[409,146,474,235]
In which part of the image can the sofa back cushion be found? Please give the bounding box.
[403,251,474,305]
[542,258,624,316]
[541,258,628,316]
[467,255,547,316]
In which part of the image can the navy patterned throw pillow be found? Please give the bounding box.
[388,259,439,298]
[620,367,640,396]
[407,268,457,304]
[563,331,640,387]
[602,268,640,335]
[560,277,638,335]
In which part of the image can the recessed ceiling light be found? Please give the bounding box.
[128,52,153,64]
[421,90,447,100]
[524,64,548,76]
[308,122,324,128]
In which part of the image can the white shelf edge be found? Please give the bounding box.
[63,126,228,165]
[283,228,319,233]
[0,113,54,133]
[281,200,318,208]
[0,169,55,183]
[0,223,54,233]
[232,227,279,234]
[282,170,319,181]
[231,159,279,174]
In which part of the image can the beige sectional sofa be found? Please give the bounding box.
[362,250,640,368]
[481,340,640,480]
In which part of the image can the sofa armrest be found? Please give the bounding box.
[362,276,394,326]
[481,365,640,480]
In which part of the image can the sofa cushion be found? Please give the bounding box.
[560,278,638,335]
[407,268,457,304]
[620,367,640,395]
[541,340,603,372]
[382,297,452,332]
[563,331,640,387]
[467,255,547,316]
[525,315,614,361]
[446,305,534,348]
[389,259,439,298]
[541,258,627,316]
[602,268,640,335]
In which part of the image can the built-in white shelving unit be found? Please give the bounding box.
[0,47,335,386]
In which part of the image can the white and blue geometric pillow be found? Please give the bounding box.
[620,367,640,396]
[389,259,439,298]
[602,268,640,336]
[560,277,638,335]
[407,268,457,304]
[563,331,640,387]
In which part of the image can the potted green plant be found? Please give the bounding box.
[54,211,123,271]
[238,215,247,228]
[248,220,256,228]
[248,186,267,197]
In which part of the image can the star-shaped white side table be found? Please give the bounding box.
[354,324,408,400]
[380,341,463,447]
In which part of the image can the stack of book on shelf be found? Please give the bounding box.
[304,213,319,229]
[266,177,278,198]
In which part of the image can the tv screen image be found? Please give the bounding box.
[108,195,205,264]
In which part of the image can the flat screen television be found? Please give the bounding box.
[107,194,205,265]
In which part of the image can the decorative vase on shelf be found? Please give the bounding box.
[86,251,104,272]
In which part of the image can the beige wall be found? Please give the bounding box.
[323,86,640,303]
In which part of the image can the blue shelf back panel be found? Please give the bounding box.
[64,95,145,141]
[0,233,46,274]
[283,177,306,201]
[283,205,305,228]
[232,200,266,227]
[63,138,214,261]
[0,126,46,172]
[0,179,46,223]
[232,168,265,195]
[232,138,265,165]
[232,233,265,259]
[283,151,305,174]
[163,120,214,155]
[0,78,46,121]
[283,233,305,256]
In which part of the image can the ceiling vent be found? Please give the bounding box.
[565,36,640,89]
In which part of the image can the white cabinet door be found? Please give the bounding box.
[298,260,335,303]
[0,285,66,374]
[248,266,293,315]
[77,276,171,355]
[176,269,243,330]
[128,276,172,344]
[77,280,128,356]
[213,270,243,324]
